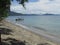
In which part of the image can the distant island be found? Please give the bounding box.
[9,11,60,16]
[43,13,54,15]
[43,13,60,16]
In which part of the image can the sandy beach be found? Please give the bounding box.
[1,20,59,45]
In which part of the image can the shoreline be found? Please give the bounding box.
[3,20,60,45]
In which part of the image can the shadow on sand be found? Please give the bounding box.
[1,38,26,45]
[0,28,13,35]
[1,27,26,45]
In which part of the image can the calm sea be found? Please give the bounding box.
[6,15,60,37]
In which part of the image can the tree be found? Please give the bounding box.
[0,0,28,21]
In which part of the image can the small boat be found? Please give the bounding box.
[15,18,24,21]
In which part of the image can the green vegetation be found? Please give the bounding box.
[0,0,28,21]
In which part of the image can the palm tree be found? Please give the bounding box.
[0,0,28,21]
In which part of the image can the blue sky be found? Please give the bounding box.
[11,0,39,5]
[28,0,39,2]
[11,0,60,14]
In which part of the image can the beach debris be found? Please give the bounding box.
[1,38,26,45]
[0,23,3,26]
[37,43,51,45]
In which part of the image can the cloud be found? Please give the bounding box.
[10,0,60,14]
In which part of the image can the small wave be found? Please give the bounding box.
[33,26,47,31]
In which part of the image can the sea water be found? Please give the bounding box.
[6,15,60,37]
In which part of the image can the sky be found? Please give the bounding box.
[10,0,60,14]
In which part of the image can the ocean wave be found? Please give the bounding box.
[32,26,47,31]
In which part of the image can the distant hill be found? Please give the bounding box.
[9,11,22,16]
[9,11,59,16]
[43,13,54,15]
[9,11,39,16]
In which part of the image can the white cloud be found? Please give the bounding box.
[10,0,60,14]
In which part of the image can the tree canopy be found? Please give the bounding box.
[0,0,28,21]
